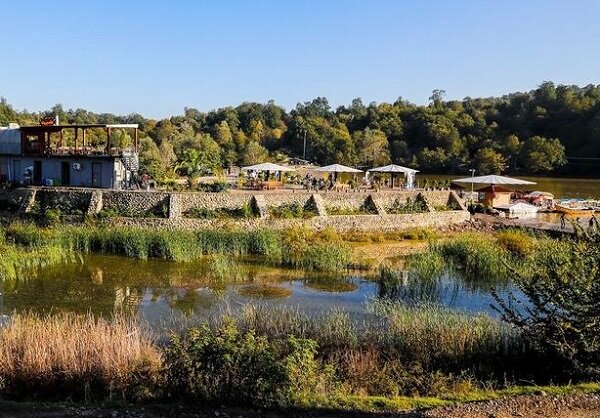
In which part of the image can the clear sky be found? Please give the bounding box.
[1,0,599,119]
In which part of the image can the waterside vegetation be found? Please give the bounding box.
[0,223,598,412]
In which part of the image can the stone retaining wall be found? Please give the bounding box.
[0,188,469,231]
[101,210,470,232]
[102,190,170,217]
[0,189,30,211]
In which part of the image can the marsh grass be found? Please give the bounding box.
[494,229,538,258]
[437,233,509,284]
[0,244,72,281]
[0,312,161,401]
[3,224,350,271]
[209,303,528,397]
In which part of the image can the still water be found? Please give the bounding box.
[0,255,520,330]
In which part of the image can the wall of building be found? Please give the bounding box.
[5,156,118,188]
[0,129,21,155]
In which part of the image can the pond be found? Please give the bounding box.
[0,254,524,330]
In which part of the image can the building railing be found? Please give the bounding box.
[23,146,137,157]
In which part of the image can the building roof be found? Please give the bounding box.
[18,124,139,132]
[476,185,513,193]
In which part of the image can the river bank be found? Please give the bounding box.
[1,389,599,417]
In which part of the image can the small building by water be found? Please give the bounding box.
[477,185,512,207]
[0,121,139,189]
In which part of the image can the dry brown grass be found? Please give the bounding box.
[0,312,162,400]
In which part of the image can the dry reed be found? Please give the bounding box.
[0,312,162,400]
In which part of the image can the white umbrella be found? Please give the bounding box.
[315,164,362,173]
[368,164,418,189]
[315,164,362,184]
[368,164,418,174]
[241,162,295,172]
[452,175,536,186]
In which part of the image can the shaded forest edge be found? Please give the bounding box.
[2,82,600,182]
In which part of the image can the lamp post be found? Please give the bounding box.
[302,129,307,160]
[469,168,476,203]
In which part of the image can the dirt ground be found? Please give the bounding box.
[1,393,599,418]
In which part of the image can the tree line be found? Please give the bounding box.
[1,81,600,182]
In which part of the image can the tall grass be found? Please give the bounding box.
[438,233,508,282]
[207,304,531,397]
[0,312,161,400]
[0,244,71,280]
[2,223,350,271]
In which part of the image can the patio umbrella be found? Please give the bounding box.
[315,164,362,182]
[368,164,418,188]
[241,162,295,181]
[451,175,536,186]
[241,162,295,172]
[452,174,536,203]
[315,164,362,173]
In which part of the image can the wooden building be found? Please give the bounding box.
[477,185,513,207]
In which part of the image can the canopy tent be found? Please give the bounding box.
[368,164,419,189]
[241,162,295,172]
[315,164,362,173]
[315,164,362,183]
[452,175,536,186]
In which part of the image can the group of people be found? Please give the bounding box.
[301,173,345,191]
[559,213,599,230]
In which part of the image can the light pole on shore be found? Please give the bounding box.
[469,168,476,204]
[302,130,307,159]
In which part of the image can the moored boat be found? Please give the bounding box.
[554,203,595,215]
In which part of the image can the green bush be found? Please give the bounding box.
[270,202,316,219]
[164,320,331,407]
[387,197,428,214]
[494,228,600,379]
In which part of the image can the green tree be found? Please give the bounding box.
[502,134,522,170]
[473,147,507,174]
[241,141,269,165]
[353,128,391,167]
[417,147,450,172]
[520,136,567,173]
[139,138,176,182]
[175,136,222,184]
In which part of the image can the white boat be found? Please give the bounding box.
[495,202,539,217]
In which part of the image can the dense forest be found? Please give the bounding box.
[2,81,600,182]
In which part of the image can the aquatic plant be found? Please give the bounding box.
[0,243,71,281]
[494,229,537,259]
[437,233,509,284]
[3,223,350,271]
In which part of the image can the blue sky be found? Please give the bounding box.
[1,0,599,118]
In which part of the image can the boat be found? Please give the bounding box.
[554,203,595,215]
[495,202,539,218]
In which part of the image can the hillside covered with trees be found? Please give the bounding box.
[1,82,600,183]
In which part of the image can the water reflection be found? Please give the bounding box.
[0,255,526,329]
